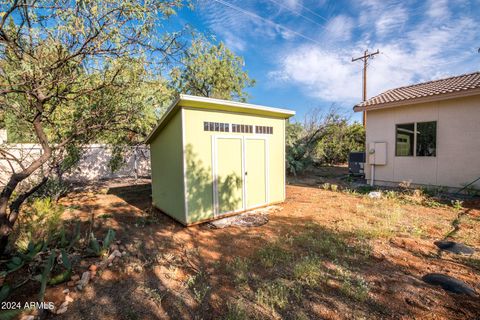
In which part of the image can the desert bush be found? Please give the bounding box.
[293,255,324,286]
[316,121,365,165]
[255,243,291,268]
[255,280,299,310]
[87,228,116,257]
[34,178,71,202]
[286,107,364,175]
[13,197,64,251]
[186,270,211,304]
[225,301,248,320]
[226,257,250,285]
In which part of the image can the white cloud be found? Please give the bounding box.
[427,0,449,19]
[221,31,247,52]
[375,6,408,37]
[283,0,302,11]
[270,15,478,103]
[324,15,354,42]
[198,0,304,51]
[270,47,362,101]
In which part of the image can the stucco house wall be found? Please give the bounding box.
[365,95,480,189]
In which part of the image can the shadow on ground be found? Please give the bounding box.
[20,181,479,320]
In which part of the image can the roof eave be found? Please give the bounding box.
[353,87,480,112]
[145,95,296,144]
[145,96,181,144]
[177,94,296,117]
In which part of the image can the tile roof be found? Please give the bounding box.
[354,71,480,110]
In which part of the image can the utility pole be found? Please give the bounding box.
[352,49,380,127]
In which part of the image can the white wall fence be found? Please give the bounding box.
[0,144,151,186]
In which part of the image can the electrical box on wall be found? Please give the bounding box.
[368,142,387,165]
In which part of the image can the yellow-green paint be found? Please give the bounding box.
[183,107,286,224]
[149,110,186,224]
[216,138,243,214]
[245,139,266,208]
[148,96,292,226]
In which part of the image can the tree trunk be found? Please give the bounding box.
[0,113,52,255]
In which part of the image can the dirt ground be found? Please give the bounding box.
[8,169,480,319]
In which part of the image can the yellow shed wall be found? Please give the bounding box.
[149,110,186,224]
[183,107,286,224]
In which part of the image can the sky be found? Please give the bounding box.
[175,0,480,122]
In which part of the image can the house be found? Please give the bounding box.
[354,71,480,190]
[145,94,295,225]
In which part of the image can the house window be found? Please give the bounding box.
[416,121,436,156]
[395,121,437,157]
[396,123,415,156]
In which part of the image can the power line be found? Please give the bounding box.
[275,0,330,22]
[210,0,323,46]
[266,0,329,30]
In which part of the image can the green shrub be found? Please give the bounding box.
[225,301,248,320]
[293,256,324,286]
[255,279,301,310]
[226,257,250,285]
[87,228,116,257]
[255,243,291,268]
[34,178,70,201]
[451,200,464,211]
[186,271,210,304]
[14,197,64,251]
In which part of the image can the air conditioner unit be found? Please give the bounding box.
[348,152,366,177]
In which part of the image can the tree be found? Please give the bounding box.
[286,107,339,176]
[0,0,188,253]
[170,39,255,101]
[316,121,365,165]
[286,107,365,175]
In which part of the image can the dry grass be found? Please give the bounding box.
[7,175,480,320]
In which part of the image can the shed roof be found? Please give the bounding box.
[353,71,480,112]
[146,94,295,144]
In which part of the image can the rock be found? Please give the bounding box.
[372,251,385,260]
[76,271,91,291]
[65,295,74,303]
[62,289,70,294]
[368,191,382,199]
[113,250,122,258]
[434,240,475,255]
[20,316,35,320]
[89,264,97,272]
[108,263,113,267]
[56,305,68,314]
[71,274,80,281]
[121,251,127,256]
[422,273,478,297]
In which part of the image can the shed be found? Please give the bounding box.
[145,94,295,225]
